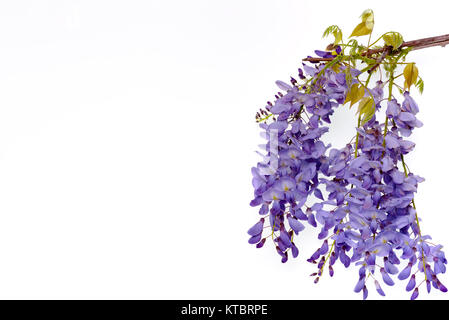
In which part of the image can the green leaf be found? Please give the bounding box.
[383,32,403,50]
[353,85,366,107]
[323,25,343,44]
[350,22,372,37]
[361,9,374,30]
[403,63,419,91]
[322,25,335,38]
[358,97,375,125]
[416,78,424,94]
[345,84,366,107]
[350,9,374,38]
[360,9,374,23]
[357,96,374,115]
[348,39,359,56]
[334,29,342,44]
[344,84,366,107]
[361,104,376,125]
[344,83,357,105]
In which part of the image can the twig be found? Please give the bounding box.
[303,57,334,62]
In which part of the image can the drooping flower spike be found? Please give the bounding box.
[249,9,447,299]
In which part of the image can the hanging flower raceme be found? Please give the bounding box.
[248,9,447,300]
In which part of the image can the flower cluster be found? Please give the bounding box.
[248,57,447,299]
[250,61,350,261]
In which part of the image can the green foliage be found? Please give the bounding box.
[345,83,366,107]
[347,39,360,56]
[350,9,374,37]
[416,78,424,94]
[357,97,375,125]
[360,9,374,24]
[383,32,404,50]
[397,47,413,61]
[350,22,372,37]
[404,63,419,91]
[383,55,399,76]
[323,25,343,44]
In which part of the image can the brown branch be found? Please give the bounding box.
[303,57,334,62]
[302,33,449,62]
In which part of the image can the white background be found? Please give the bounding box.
[0,0,448,300]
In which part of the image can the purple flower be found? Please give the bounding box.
[275,177,297,192]
[329,265,334,277]
[319,240,329,255]
[386,99,400,118]
[406,274,416,292]
[256,238,266,248]
[402,91,419,114]
[275,80,293,91]
[279,229,292,248]
[248,219,264,236]
[307,213,317,227]
[248,234,262,244]
[288,216,305,234]
[398,263,412,280]
[363,285,368,300]
[291,242,299,258]
[340,250,351,268]
[384,259,399,275]
[380,268,395,286]
[314,50,336,58]
[375,280,386,296]
[438,281,448,293]
[354,275,366,293]
[262,188,284,202]
[410,288,419,300]
[385,134,400,149]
